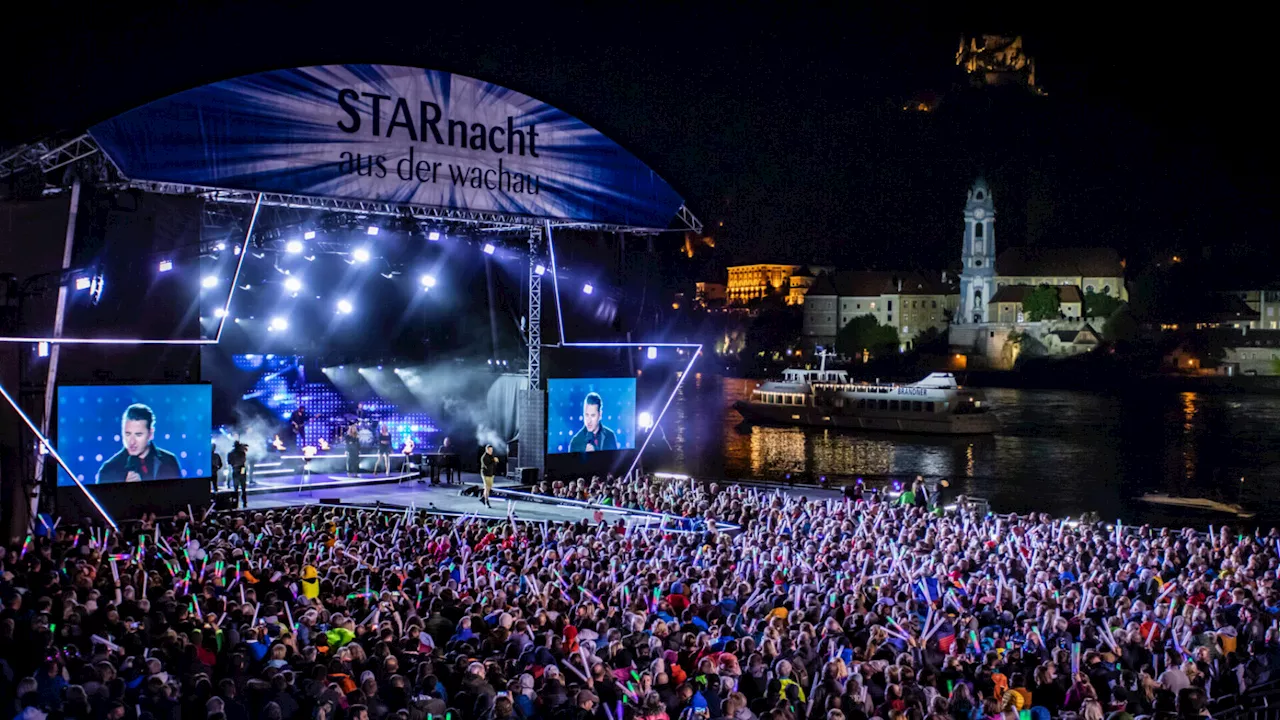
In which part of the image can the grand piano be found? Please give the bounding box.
[423,451,459,484]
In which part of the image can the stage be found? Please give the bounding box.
[233,473,641,526]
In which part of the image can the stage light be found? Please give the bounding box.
[285,240,304,254]
[269,316,288,332]
[158,260,173,273]
[214,308,227,318]
[215,241,227,251]
[284,277,303,292]
[647,346,657,359]
[483,243,495,255]
[535,264,546,276]
[233,317,241,324]
[37,341,49,358]
[420,274,436,288]
[304,230,317,240]
[337,299,353,314]
[74,277,91,291]
[366,226,379,236]
[428,231,440,241]
[638,411,654,430]
[582,283,594,295]
[201,275,219,289]
[353,248,371,263]
[234,244,242,256]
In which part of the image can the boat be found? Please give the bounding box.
[1138,493,1255,518]
[733,351,997,435]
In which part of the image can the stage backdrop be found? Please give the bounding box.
[57,384,213,486]
[88,65,685,229]
[546,377,636,455]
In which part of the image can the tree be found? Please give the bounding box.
[1272,356,1280,376]
[911,326,949,354]
[1022,285,1061,322]
[836,314,900,357]
[1102,306,1138,344]
[1084,290,1123,319]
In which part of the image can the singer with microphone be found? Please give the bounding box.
[568,392,619,453]
[95,404,182,483]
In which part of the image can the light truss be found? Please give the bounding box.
[0,134,103,180]
[127,182,701,235]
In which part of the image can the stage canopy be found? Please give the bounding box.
[15,64,692,232]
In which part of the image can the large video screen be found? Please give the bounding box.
[57,384,213,485]
[546,378,637,454]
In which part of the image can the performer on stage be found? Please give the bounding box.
[343,423,361,477]
[440,436,455,484]
[373,423,393,475]
[480,444,497,508]
[289,404,308,449]
[210,443,223,495]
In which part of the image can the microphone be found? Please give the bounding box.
[124,455,142,480]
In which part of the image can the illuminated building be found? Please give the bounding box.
[724,264,833,306]
[802,271,958,350]
[956,35,1045,94]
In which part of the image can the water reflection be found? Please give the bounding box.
[642,374,1280,525]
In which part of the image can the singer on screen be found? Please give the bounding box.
[95,404,182,483]
[568,392,619,452]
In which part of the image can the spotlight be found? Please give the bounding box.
[420,274,437,288]
[37,341,50,358]
[304,230,317,240]
[337,299,353,315]
[366,226,379,236]
[233,317,241,324]
[201,275,219,289]
[284,277,303,292]
[268,316,288,331]
[427,231,440,241]
[352,248,371,263]
[583,283,594,295]
[215,241,227,251]
[74,277,91,291]
[638,411,654,430]
[285,240,304,254]
[158,260,173,273]
[647,346,657,360]
[483,243,495,255]
[534,264,546,276]
[234,244,242,256]
[214,308,227,318]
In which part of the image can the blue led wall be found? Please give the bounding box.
[228,354,438,449]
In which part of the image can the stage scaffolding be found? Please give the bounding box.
[1,132,702,487]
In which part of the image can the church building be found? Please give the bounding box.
[950,178,1127,367]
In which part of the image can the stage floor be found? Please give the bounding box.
[235,472,633,525]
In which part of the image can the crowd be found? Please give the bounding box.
[2,474,1276,720]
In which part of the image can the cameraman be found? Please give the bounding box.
[227,440,249,509]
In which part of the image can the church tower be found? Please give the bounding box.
[958,178,996,324]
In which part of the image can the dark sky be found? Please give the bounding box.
[7,3,1278,280]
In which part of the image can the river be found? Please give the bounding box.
[642,374,1280,528]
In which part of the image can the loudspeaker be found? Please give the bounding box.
[213,493,238,511]
[320,497,341,504]
[460,486,482,497]
[520,467,539,485]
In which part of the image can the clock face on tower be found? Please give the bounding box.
[974,209,985,219]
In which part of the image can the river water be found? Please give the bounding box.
[643,375,1280,528]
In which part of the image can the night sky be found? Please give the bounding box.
[7,3,1277,282]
